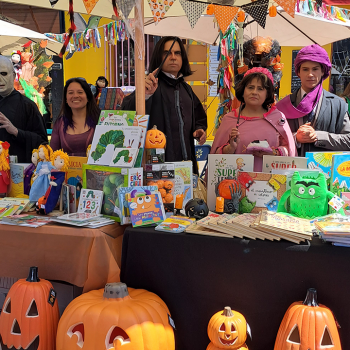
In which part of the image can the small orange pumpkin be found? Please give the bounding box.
[145,125,166,149]
[0,266,59,350]
[269,5,277,17]
[56,282,175,350]
[156,180,165,189]
[207,306,250,349]
[217,179,240,200]
[163,180,174,190]
[159,188,167,197]
[237,11,245,23]
[164,193,174,203]
[274,288,342,350]
[207,4,214,15]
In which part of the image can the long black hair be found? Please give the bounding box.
[149,36,192,77]
[58,77,100,132]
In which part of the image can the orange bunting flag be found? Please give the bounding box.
[82,0,100,14]
[148,0,175,24]
[274,0,297,17]
[213,5,239,34]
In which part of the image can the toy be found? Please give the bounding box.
[56,282,175,350]
[207,306,251,350]
[51,149,70,172]
[215,179,242,214]
[185,198,209,219]
[29,143,55,202]
[0,266,59,350]
[0,141,10,196]
[145,125,166,149]
[23,149,38,195]
[274,288,342,350]
[277,171,345,219]
[94,76,108,105]
[11,50,22,81]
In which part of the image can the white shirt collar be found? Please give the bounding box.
[162,71,183,79]
[300,87,307,98]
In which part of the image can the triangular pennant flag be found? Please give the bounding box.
[148,0,176,24]
[116,0,136,19]
[274,0,297,17]
[213,5,239,34]
[82,0,100,14]
[241,0,269,29]
[179,0,207,29]
[49,0,59,7]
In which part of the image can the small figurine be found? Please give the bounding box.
[94,76,108,105]
[11,51,22,81]
[23,148,38,195]
[29,143,55,202]
[0,141,10,197]
[51,150,70,172]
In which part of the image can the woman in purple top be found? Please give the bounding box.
[50,78,100,156]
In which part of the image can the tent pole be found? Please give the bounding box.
[135,0,145,115]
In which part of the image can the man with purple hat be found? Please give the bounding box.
[277,44,350,156]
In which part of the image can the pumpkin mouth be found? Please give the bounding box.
[219,336,237,346]
[0,335,39,350]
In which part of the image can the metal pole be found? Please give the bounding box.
[109,44,112,87]
[128,38,131,86]
[115,45,118,87]
[121,39,125,86]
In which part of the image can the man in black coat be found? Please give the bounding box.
[0,56,47,163]
[121,37,207,174]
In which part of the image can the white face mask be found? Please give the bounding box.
[0,57,15,97]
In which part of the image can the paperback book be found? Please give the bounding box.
[330,153,350,197]
[155,216,196,233]
[78,189,104,215]
[262,155,307,173]
[8,163,30,197]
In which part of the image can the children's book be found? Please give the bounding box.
[155,216,196,233]
[98,112,150,167]
[78,189,104,215]
[330,154,350,197]
[8,163,30,197]
[262,156,307,173]
[87,125,142,166]
[128,191,166,227]
[2,215,51,228]
[0,198,30,215]
[83,164,143,222]
[66,156,87,209]
[315,221,350,234]
[55,212,102,222]
[207,154,254,211]
[341,192,350,215]
[118,186,158,225]
[0,204,17,218]
[109,148,138,168]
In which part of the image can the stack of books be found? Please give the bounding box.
[1,214,51,228]
[0,198,34,219]
[51,212,115,228]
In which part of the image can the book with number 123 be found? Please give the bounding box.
[78,189,104,215]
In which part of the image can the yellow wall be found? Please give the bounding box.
[63,13,114,85]
[279,44,332,99]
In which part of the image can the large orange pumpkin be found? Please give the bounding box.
[274,288,342,350]
[207,306,250,349]
[0,266,60,350]
[145,125,166,149]
[56,282,175,350]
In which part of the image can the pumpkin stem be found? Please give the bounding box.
[26,266,40,282]
[222,306,234,317]
[152,125,158,130]
[103,282,129,299]
[303,288,319,307]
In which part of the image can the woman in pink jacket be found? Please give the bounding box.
[211,67,296,172]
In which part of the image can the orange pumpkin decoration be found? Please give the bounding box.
[207,4,214,15]
[164,193,174,203]
[207,306,250,349]
[0,266,59,350]
[56,282,175,350]
[274,288,342,350]
[159,188,167,197]
[145,125,166,149]
[269,5,277,17]
[156,180,165,189]
[217,179,240,200]
[237,11,245,23]
[163,180,174,190]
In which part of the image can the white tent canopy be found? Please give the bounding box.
[0,19,62,55]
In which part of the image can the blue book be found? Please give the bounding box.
[330,153,350,197]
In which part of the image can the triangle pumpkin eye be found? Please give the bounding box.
[287,325,301,344]
[231,324,236,332]
[26,299,39,317]
[3,298,11,314]
[321,326,334,346]
[219,323,225,332]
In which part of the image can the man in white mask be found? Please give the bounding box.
[0,56,47,163]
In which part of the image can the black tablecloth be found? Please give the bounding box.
[120,227,350,350]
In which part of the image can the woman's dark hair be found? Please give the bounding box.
[58,77,100,133]
[94,76,109,97]
[149,36,192,77]
[235,72,275,111]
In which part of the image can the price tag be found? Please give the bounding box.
[328,195,345,211]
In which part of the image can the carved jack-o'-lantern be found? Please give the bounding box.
[56,282,175,350]
[0,266,59,350]
[207,306,251,349]
[145,125,166,149]
[274,288,342,350]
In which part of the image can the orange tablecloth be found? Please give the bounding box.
[0,223,125,292]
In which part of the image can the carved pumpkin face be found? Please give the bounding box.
[0,267,59,350]
[56,283,175,350]
[145,125,166,149]
[274,288,342,350]
[208,307,250,349]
